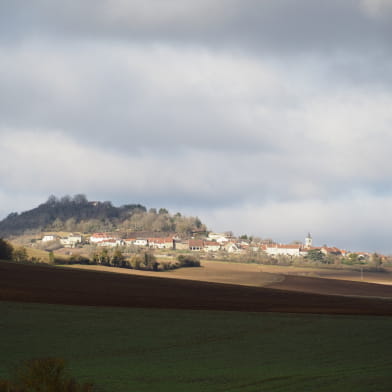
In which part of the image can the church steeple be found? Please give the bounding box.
[305,232,312,248]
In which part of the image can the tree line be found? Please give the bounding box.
[55,249,200,271]
[0,237,201,271]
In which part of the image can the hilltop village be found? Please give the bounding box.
[43,231,330,255]
[36,231,384,266]
[1,196,386,266]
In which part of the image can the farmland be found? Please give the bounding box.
[1,260,392,391]
[1,301,392,392]
[62,260,392,298]
[1,261,392,314]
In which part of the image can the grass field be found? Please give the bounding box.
[1,301,392,392]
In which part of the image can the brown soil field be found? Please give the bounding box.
[65,261,284,287]
[63,261,392,298]
[1,261,391,316]
[251,263,392,285]
[267,275,392,298]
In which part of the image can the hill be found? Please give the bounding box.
[0,194,206,237]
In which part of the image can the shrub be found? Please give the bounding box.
[29,257,43,264]
[52,255,91,265]
[69,255,91,265]
[159,262,176,271]
[130,252,158,271]
[129,255,143,270]
[12,247,29,262]
[177,255,200,267]
[0,358,97,392]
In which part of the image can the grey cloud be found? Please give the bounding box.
[1,1,392,56]
[1,122,391,209]
[0,42,298,155]
[201,196,392,253]
[2,1,392,252]
[1,38,392,208]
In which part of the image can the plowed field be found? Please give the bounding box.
[1,261,391,315]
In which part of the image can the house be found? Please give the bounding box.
[148,237,174,249]
[350,252,371,261]
[60,235,82,248]
[321,246,342,256]
[237,241,250,251]
[340,249,348,257]
[189,239,204,251]
[174,240,189,250]
[203,241,221,252]
[207,233,229,244]
[250,244,266,252]
[265,244,302,257]
[42,235,57,242]
[223,242,241,253]
[133,239,149,247]
[97,239,125,247]
[90,233,115,243]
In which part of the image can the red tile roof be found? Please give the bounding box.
[189,240,204,247]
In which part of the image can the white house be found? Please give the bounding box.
[265,244,302,257]
[203,241,221,252]
[133,239,149,247]
[148,238,174,249]
[42,235,57,242]
[223,242,241,253]
[97,239,125,247]
[60,235,82,248]
[208,233,229,244]
[90,233,116,243]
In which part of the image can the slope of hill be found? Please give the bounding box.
[0,194,205,236]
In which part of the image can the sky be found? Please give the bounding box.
[1,0,392,252]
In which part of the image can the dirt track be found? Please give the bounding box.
[1,261,391,315]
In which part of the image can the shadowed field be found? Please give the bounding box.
[1,301,392,392]
[1,261,391,315]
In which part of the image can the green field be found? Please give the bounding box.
[1,301,391,392]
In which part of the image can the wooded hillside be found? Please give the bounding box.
[0,195,206,236]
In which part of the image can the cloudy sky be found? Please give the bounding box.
[1,0,392,252]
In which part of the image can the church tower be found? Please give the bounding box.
[305,232,312,248]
